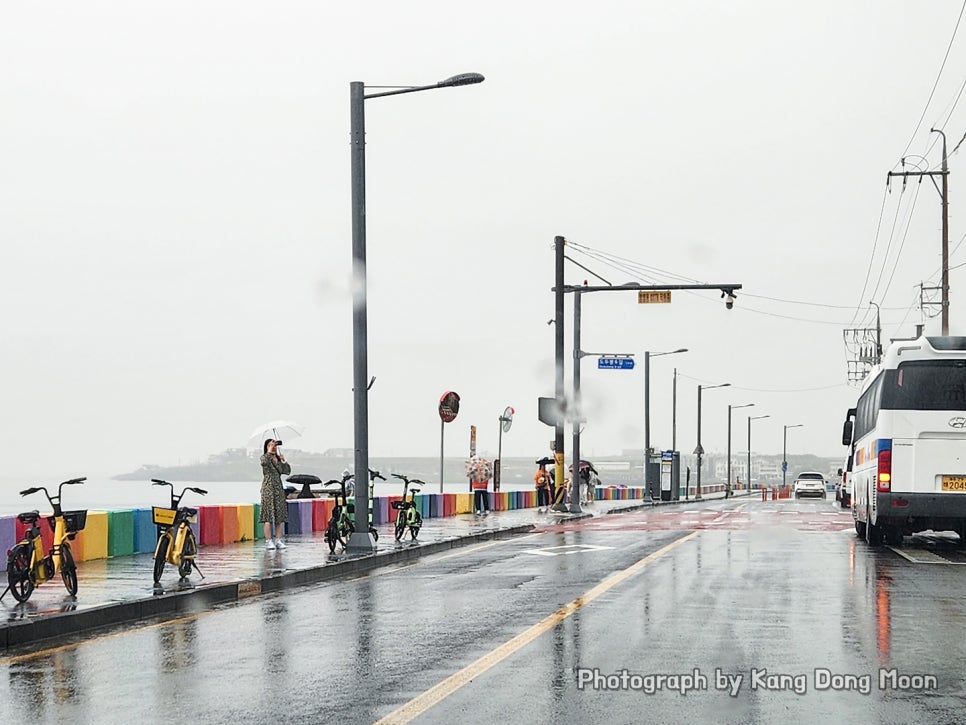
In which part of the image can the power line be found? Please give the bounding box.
[897,0,966,162]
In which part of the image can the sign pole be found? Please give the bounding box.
[439,418,445,494]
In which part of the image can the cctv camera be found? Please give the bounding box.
[721,290,736,310]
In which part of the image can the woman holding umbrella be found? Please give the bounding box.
[260,439,291,549]
[534,457,553,513]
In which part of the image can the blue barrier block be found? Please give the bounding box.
[132,508,157,554]
[429,494,441,518]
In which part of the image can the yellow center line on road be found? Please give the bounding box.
[374,530,700,725]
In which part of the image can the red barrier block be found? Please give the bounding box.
[444,493,456,517]
[199,505,224,545]
[311,499,327,531]
[15,515,54,554]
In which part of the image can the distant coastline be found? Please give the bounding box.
[113,448,840,484]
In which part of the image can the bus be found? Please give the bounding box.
[842,335,966,546]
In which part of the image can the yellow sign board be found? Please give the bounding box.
[638,290,671,304]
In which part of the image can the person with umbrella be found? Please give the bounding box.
[465,455,492,516]
[534,457,553,513]
[260,439,291,549]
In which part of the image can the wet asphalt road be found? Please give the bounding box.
[3,497,966,724]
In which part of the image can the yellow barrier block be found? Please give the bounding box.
[236,503,255,542]
[75,510,108,562]
[456,493,473,514]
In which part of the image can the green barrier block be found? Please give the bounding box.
[253,503,264,539]
[107,509,135,557]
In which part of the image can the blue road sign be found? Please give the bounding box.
[781,461,787,472]
[598,357,635,370]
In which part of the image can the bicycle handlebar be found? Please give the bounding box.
[62,477,86,485]
[19,487,40,496]
[369,469,385,481]
[187,487,208,496]
[151,479,170,485]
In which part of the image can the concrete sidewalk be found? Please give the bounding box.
[0,492,739,650]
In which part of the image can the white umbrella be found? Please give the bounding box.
[248,420,305,449]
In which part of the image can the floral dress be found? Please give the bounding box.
[259,453,291,524]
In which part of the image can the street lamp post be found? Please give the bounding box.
[748,414,770,493]
[644,348,687,498]
[782,423,804,489]
[695,382,730,500]
[726,403,754,493]
[348,72,484,551]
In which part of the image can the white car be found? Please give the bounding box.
[794,472,827,499]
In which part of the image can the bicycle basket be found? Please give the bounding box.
[152,507,177,526]
[62,510,88,533]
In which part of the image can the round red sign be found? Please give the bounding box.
[439,391,460,423]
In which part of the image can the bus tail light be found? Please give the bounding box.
[877,449,892,492]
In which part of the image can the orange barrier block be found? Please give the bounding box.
[236,504,255,542]
[75,510,108,562]
[221,504,241,543]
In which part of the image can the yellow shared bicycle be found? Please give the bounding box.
[151,478,206,583]
[2,477,87,603]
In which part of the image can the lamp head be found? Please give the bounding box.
[438,72,485,88]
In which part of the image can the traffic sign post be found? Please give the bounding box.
[598,357,635,370]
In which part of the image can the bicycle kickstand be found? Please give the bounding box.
[0,584,10,602]
[191,560,206,580]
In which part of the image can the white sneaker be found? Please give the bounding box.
[265,539,276,550]
[275,539,287,549]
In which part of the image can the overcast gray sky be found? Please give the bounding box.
[3,1,966,480]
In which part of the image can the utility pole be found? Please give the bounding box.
[887,128,950,334]
[553,236,567,510]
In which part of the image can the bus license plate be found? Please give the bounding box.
[941,476,966,491]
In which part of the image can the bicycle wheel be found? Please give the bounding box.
[337,519,352,549]
[410,512,422,540]
[178,529,197,578]
[325,521,338,553]
[153,536,169,584]
[60,542,78,596]
[6,544,34,603]
[394,510,406,541]
[369,526,379,542]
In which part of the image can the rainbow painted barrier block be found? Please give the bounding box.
[0,515,15,553]
[456,493,473,514]
[77,511,108,562]
[198,505,223,545]
[429,494,442,518]
[310,499,327,531]
[15,515,53,554]
[221,504,241,543]
[236,503,255,542]
[132,508,157,554]
[373,497,389,526]
[285,500,313,535]
[443,494,455,517]
[107,509,134,558]
[253,503,264,539]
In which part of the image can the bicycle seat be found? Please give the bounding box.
[181,507,198,517]
[17,511,40,524]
